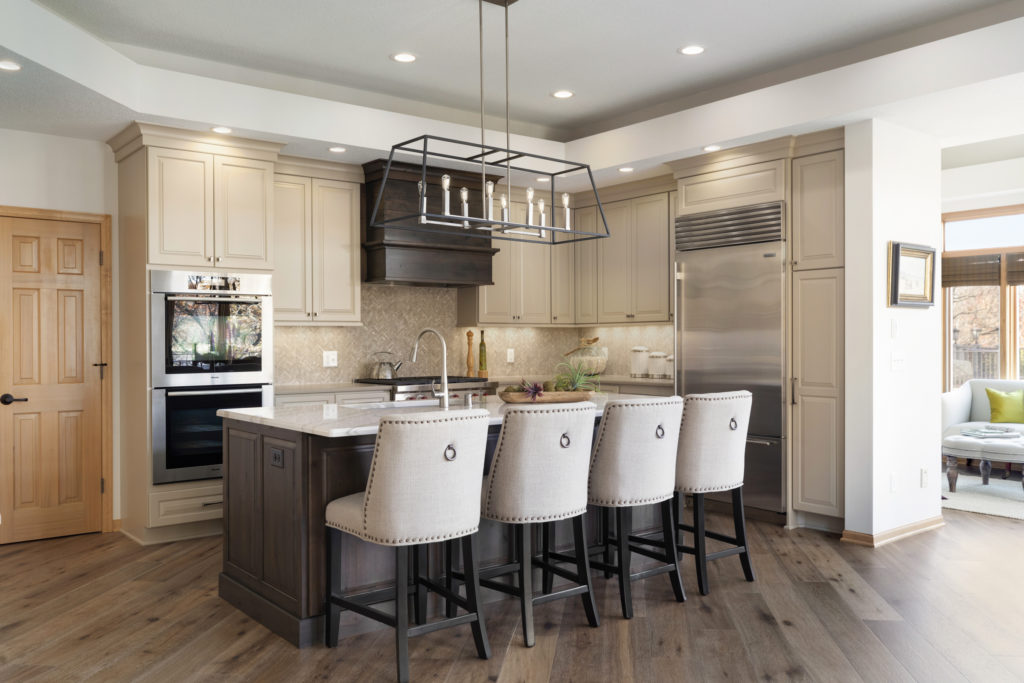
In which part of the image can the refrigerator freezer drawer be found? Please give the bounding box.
[707,437,786,513]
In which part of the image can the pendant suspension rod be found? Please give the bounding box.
[505,1,511,205]
[479,0,486,212]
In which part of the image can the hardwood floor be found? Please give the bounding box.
[2,508,1023,682]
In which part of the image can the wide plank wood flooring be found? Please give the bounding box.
[2,508,1023,682]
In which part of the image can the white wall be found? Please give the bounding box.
[845,119,943,536]
[942,156,1024,213]
[0,128,121,518]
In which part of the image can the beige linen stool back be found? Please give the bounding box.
[324,409,491,683]
[674,391,756,595]
[477,402,601,647]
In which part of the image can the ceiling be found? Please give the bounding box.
[27,0,1021,140]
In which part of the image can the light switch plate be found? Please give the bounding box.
[323,350,338,367]
[507,348,515,363]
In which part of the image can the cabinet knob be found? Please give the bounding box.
[215,256,222,263]
[207,256,213,262]
[313,312,318,317]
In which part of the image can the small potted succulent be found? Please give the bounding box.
[498,361,600,403]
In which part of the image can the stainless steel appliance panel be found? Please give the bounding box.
[707,437,786,513]
[675,241,784,437]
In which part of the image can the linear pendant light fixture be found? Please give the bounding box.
[369,0,610,245]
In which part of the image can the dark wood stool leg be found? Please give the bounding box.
[394,546,410,683]
[517,523,535,647]
[461,533,491,660]
[413,544,427,625]
[660,498,686,602]
[326,527,342,647]
[693,493,709,596]
[444,539,459,618]
[572,514,600,628]
[541,522,554,594]
[602,506,614,578]
[616,506,633,619]
[732,487,755,582]
[674,491,684,559]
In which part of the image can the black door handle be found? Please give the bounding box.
[1,393,28,405]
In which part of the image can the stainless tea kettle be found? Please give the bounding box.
[370,351,403,380]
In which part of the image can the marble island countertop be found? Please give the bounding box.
[219,393,641,439]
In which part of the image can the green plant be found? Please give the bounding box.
[553,361,599,392]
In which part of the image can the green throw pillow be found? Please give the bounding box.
[986,388,1024,423]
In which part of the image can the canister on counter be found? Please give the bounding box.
[630,346,649,378]
[648,351,668,379]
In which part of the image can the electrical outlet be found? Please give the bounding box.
[920,468,928,488]
[507,348,515,363]
[323,350,338,367]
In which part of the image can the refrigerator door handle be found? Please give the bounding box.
[746,438,775,447]
[792,377,798,404]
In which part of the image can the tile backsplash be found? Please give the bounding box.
[273,284,674,385]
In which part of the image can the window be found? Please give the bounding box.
[942,207,1024,388]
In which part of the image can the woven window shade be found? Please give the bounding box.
[942,254,1001,287]
[1007,252,1024,286]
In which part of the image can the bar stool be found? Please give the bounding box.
[325,410,492,683]
[571,397,686,619]
[476,402,600,647]
[674,391,756,595]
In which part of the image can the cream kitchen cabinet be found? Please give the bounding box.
[550,236,575,324]
[147,147,274,269]
[274,173,361,324]
[792,268,845,517]
[573,206,598,324]
[676,159,786,215]
[792,150,844,270]
[596,193,671,323]
[458,202,551,325]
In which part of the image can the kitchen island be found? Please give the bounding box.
[216,394,652,647]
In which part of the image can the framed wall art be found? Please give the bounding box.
[888,241,935,307]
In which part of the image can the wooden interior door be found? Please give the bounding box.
[0,216,102,543]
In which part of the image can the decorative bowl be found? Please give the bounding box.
[498,391,594,404]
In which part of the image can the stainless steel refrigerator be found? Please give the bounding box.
[674,202,786,513]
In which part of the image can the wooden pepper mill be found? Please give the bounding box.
[466,330,475,377]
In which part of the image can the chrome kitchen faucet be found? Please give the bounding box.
[410,328,449,410]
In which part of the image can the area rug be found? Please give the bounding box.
[942,473,1024,520]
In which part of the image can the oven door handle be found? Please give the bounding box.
[166,388,266,397]
[165,295,265,303]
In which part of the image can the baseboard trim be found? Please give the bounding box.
[111,519,121,532]
[841,515,945,548]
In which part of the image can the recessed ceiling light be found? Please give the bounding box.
[211,126,232,134]
[551,90,574,99]
[0,60,22,71]
[703,144,721,152]
[618,167,634,173]
[391,53,416,63]
[536,177,550,183]
[328,146,346,153]
[678,45,705,56]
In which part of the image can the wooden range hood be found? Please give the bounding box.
[362,160,500,287]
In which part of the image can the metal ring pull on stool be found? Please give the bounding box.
[559,433,571,448]
[444,444,457,461]
[655,424,665,439]
[729,418,738,431]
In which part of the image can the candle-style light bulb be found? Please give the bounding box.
[485,181,495,221]
[441,174,451,215]
[526,187,534,203]
[526,186,535,225]
[459,187,469,202]
[460,187,470,228]
[500,193,509,223]
[500,194,508,209]
[441,174,451,191]
[417,181,427,224]
[562,192,571,230]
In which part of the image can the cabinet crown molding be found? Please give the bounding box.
[666,127,844,178]
[275,156,364,184]
[107,122,285,163]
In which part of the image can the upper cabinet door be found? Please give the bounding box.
[677,160,786,215]
[478,202,522,323]
[518,233,551,325]
[574,206,598,325]
[792,151,844,270]
[550,236,575,325]
[273,175,312,322]
[312,179,361,323]
[597,200,633,323]
[631,193,671,322]
[214,156,274,269]
[147,148,214,267]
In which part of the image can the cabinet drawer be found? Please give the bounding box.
[149,482,224,527]
[678,160,786,214]
[275,393,333,407]
[336,390,391,404]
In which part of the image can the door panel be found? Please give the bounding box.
[596,200,632,322]
[632,193,670,322]
[1,217,102,543]
[574,206,598,324]
[147,148,213,266]
[272,175,312,322]
[313,179,360,322]
[215,157,274,268]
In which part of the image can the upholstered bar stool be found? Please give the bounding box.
[475,402,600,647]
[325,410,492,683]
[674,391,755,595]
[562,397,686,619]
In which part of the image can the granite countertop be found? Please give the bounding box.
[492,374,673,387]
[219,393,644,438]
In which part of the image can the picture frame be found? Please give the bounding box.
[887,241,935,307]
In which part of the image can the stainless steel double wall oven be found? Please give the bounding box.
[151,270,273,484]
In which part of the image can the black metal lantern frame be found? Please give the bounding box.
[368,134,611,245]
